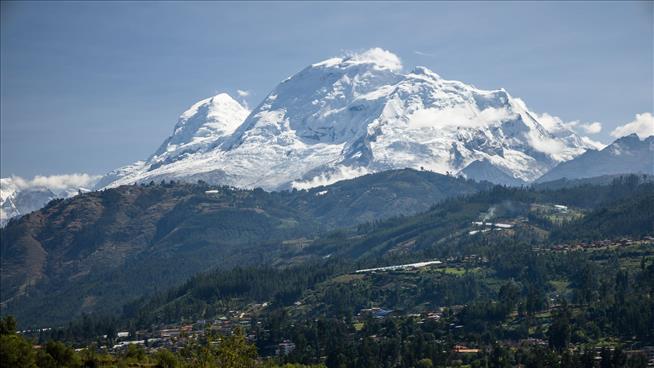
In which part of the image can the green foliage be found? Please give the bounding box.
[0,315,17,335]
[154,349,181,368]
[548,304,571,351]
[0,334,37,368]
[2,174,653,368]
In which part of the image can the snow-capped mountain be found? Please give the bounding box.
[536,134,654,183]
[0,175,99,226]
[99,48,600,190]
[93,95,249,189]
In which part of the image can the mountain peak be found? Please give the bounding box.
[99,49,599,190]
[615,133,643,143]
[178,92,245,121]
[150,92,249,164]
[409,66,442,80]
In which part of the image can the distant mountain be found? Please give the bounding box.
[0,187,58,226]
[98,48,598,190]
[0,169,488,326]
[536,134,654,183]
[0,176,98,226]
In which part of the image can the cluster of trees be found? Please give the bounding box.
[250,311,650,368]
[38,231,654,363]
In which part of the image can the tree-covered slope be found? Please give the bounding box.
[0,169,488,326]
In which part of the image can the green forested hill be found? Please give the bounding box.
[55,175,654,333]
[0,169,488,326]
[7,175,653,368]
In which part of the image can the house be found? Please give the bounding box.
[160,329,180,338]
[373,309,393,318]
[276,340,296,356]
[453,345,480,354]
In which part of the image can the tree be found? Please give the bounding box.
[417,358,433,368]
[155,349,181,368]
[215,329,258,368]
[0,334,37,368]
[489,344,512,368]
[0,315,17,335]
[0,316,37,368]
[548,306,571,351]
[498,281,521,316]
[38,340,82,368]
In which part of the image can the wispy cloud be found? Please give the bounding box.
[409,106,516,129]
[577,122,602,135]
[516,97,605,150]
[346,48,403,71]
[236,89,250,97]
[292,166,370,190]
[534,112,602,136]
[414,50,437,58]
[610,112,654,139]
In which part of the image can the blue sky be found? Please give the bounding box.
[1,1,652,177]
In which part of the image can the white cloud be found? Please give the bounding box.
[610,112,654,139]
[515,100,604,152]
[1,173,101,198]
[532,112,602,136]
[532,112,565,133]
[414,50,437,57]
[345,48,402,71]
[578,122,602,134]
[237,89,250,97]
[409,106,516,129]
[291,166,370,190]
[527,130,569,158]
[30,173,101,191]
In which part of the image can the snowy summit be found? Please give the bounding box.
[97,48,600,190]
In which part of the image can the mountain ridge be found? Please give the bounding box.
[97,48,600,191]
[536,133,654,183]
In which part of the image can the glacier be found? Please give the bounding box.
[98,48,601,191]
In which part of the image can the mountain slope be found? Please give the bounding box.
[1,169,487,326]
[536,134,654,183]
[460,159,526,186]
[99,48,598,190]
[123,176,654,328]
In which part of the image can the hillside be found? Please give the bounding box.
[10,175,654,366]
[99,176,654,354]
[0,169,487,326]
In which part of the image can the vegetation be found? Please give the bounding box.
[1,174,653,367]
[1,316,325,368]
[1,169,488,326]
